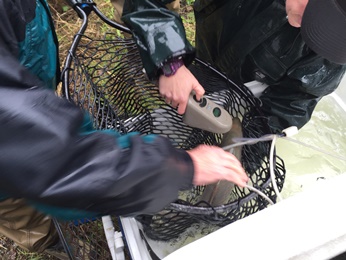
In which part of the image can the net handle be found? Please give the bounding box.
[62,1,132,100]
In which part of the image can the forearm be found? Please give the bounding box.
[0,86,194,217]
[259,83,320,132]
[260,57,346,132]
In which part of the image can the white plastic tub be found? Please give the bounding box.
[163,80,346,260]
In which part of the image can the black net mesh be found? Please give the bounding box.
[59,7,286,255]
[57,217,131,260]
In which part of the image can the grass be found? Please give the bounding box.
[1,0,196,259]
[0,235,55,259]
[50,0,196,66]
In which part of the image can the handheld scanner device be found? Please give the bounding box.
[183,93,233,134]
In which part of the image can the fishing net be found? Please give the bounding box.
[55,217,131,260]
[58,3,286,256]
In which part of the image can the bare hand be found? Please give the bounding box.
[186,144,249,187]
[286,0,309,27]
[159,65,205,115]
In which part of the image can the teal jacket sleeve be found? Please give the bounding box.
[121,0,195,80]
[0,85,194,219]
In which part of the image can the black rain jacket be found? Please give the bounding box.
[194,0,346,131]
[0,0,193,220]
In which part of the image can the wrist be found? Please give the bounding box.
[160,57,184,77]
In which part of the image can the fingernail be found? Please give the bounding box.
[288,13,302,28]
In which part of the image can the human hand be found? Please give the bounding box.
[186,144,249,187]
[158,65,205,115]
[286,0,309,27]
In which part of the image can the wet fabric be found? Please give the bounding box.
[0,198,58,252]
[193,0,346,131]
[111,0,180,24]
[122,0,195,80]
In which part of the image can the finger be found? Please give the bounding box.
[159,86,167,98]
[162,92,172,100]
[165,98,172,105]
[224,168,249,186]
[236,168,249,183]
[226,165,248,182]
[194,84,205,101]
[171,100,179,108]
[225,176,245,188]
[287,12,302,27]
[217,167,248,187]
[218,150,243,167]
[285,0,308,28]
[220,157,249,182]
[177,101,188,115]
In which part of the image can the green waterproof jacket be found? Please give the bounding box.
[122,0,195,79]
[123,0,346,132]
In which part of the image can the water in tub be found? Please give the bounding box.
[278,91,346,198]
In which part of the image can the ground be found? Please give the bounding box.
[0,235,56,260]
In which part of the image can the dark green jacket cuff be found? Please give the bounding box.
[122,0,195,80]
